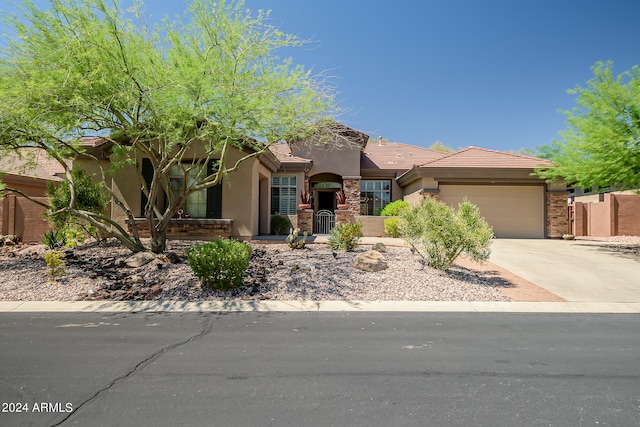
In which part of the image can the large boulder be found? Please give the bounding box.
[353,250,388,272]
[125,251,156,268]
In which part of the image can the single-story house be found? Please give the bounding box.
[72,123,567,240]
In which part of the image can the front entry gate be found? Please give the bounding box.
[314,209,335,234]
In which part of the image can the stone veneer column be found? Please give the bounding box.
[297,209,313,236]
[546,191,569,238]
[342,176,361,214]
[334,209,354,226]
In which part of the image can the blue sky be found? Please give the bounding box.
[2,0,639,152]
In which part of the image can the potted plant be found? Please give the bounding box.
[335,189,348,210]
[299,190,312,209]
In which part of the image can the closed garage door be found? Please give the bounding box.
[439,185,544,238]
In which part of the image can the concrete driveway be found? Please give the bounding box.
[489,239,640,303]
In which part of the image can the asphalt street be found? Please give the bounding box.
[1,312,639,426]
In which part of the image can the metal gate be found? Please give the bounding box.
[314,209,335,234]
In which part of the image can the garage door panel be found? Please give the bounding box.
[439,185,544,238]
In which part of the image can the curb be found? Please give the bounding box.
[1,300,639,313]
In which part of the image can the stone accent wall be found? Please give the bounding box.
[335,209,354,226]
[296,209,313,235]
[420,189,440,199]
[130,218,232,239]
[342,177,361,214]
[546,192,569,238]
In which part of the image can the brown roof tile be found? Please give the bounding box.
[418,146,551,169]
[269,142,313,164]
[0,148,66,182]
[361,142,446,171]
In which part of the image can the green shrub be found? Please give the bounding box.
[327,222,363,252]
[47,168,108,230]
[380,200,410,216]
[42,230,67,249]
[271,215,292,235]
[44,250,66,283]
[384,217,402,238]
[186,239,252,290]
[399,198,494,270]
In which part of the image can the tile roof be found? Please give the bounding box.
[269,142,312,164]
[417,146,551,169]
[0,148,66,182]
[361,142,446,171]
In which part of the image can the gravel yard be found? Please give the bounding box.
[0,238,513,302]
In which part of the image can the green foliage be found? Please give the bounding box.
[271,215,292,235]
[46,168,108,230]
[42,230,67,250]
[380,200,410,216]
[327,222,363,252]
[399,198,494,270]
[186,239,252,290]
[286,228,307,249]
[536,61,640,190]
[0,0,339,253]
[383,217,402,238]
[44,250,66,283]
[428,141,454,152]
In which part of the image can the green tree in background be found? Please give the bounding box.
[536,61,640,190]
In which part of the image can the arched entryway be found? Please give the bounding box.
[309,173,342,234]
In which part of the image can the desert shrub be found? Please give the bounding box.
[46,168,108,230]
[399,197,494,270]
[271,215,292,235]
[327,222,363,252]
[286,228,307,249]
[42,230,67,249]
[384,217,402,238]
[186,239,252,290]
[380,200,410,216]
[44,250,66,283]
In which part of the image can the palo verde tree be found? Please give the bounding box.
[536,61,640,190]
[0,0,343,253]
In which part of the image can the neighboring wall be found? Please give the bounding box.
[0,195,50,243]
[571,193,640,237]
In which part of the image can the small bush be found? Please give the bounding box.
[327,222,363,252]
[286,228,307,249]
[42,230,67,249]
[186,239,252,290]
[380,200,410,216]
[399,197,494,270]
[271,215,292,235]
[384,217,402,238]
[44,250,66,283]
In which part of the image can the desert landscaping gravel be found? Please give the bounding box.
[2,236,637,303]
[0,239,512,302]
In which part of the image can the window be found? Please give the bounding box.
[271,176,297,215]
[360,180,391,215]
[169,164,208,218]
[141,159,222,219]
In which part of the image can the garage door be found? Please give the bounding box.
[439,185,544,238]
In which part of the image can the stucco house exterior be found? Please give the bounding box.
[3,123,568,242]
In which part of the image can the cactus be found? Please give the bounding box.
[286,228,308,249]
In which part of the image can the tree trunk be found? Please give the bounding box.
[148,216,168,254]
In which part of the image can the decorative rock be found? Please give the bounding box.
[291,262,315,272]
[372,242,387,253]
[353,250,388,272]
[125,251,156,268]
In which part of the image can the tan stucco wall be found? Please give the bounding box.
[291,144,360,177]
[401,177,439,205]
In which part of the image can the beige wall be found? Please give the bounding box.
[402,177,439,205]
[291,144,360,177]
[1,195,51,243]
